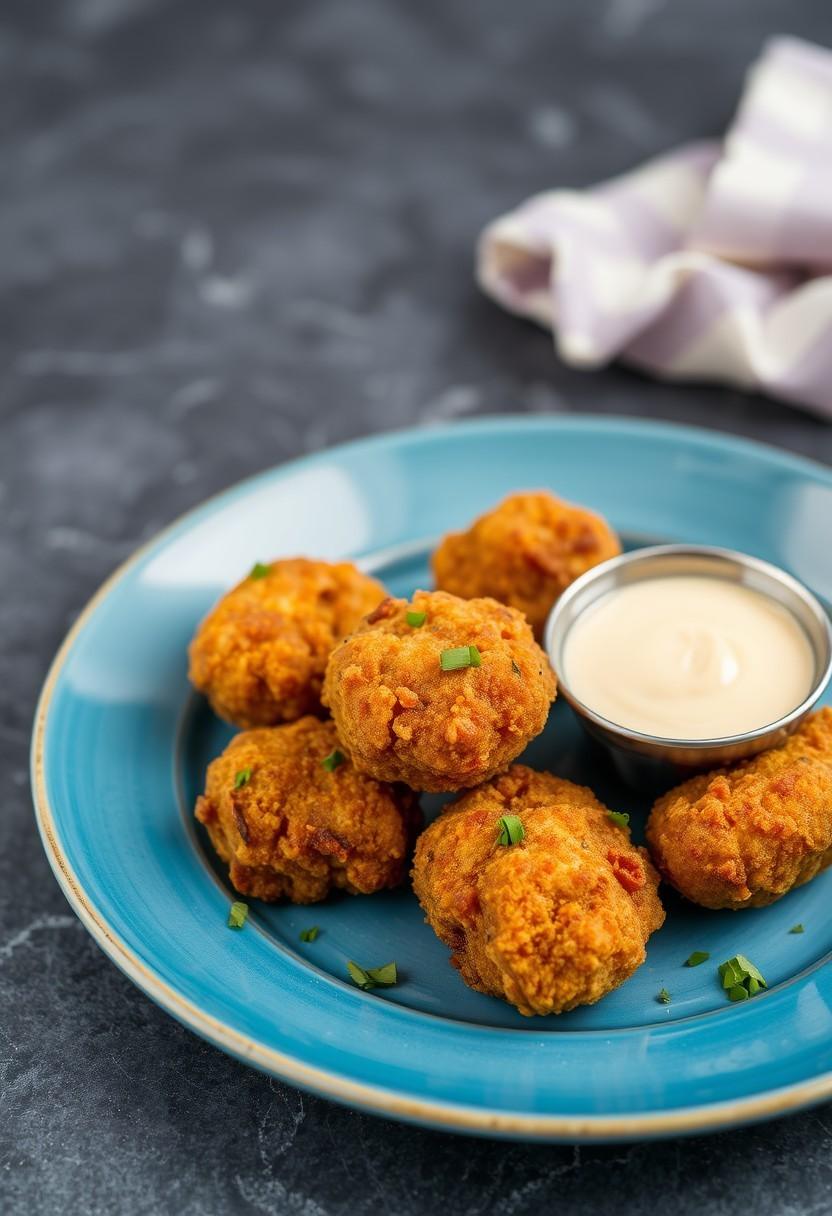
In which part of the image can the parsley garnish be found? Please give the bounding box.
[250,562,271,579]
[607,811,630,829]
[440,645,481,671]
[685,951,710,967]
[789,924,805,934]
[234,767,252,788]
[406,610,427,628]
[321,749,345,772]
[300,926,319,943]
[718,954,767,1001]
[346,960,398,991]
[497,815,525,846]
[227,901,248,930]
[658,988,671,1004]
[511,659,522,676]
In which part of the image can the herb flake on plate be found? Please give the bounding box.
[685,951,710,967]
[718,954,767,1001]
[347,960,398,991]
[227,901,249,930]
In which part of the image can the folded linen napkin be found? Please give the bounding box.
[477,37,832,417]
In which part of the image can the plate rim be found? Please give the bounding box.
[30,413,832,1141]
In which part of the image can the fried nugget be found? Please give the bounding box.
[195,717,420,903]
[412,766,664,1016]
[188,558,385,727]
[646,708,832,910]
[322,590,556,792]
[432,491,621,639]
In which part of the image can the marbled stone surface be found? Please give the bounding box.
[4,1,832,1212]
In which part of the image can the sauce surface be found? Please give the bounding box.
[563,575,814,739]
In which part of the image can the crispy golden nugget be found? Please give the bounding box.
[646,709,832,910]
[189,558,385,727]
[432,491,621,639]
[195,717,420,904]
[322,590,556,792]
[412,766,664,1016]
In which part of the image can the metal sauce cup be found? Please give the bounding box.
[544,545,832,791]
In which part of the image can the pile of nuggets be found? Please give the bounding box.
[190,490,832,1017]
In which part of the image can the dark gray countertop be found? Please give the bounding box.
[4,1,832,1212]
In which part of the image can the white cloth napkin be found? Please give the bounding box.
[477,37,832,417]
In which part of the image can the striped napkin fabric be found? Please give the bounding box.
[477,37,832,417]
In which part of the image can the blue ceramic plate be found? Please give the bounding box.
[32,416,832,1141]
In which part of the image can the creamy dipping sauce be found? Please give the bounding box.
[563,575,814,739]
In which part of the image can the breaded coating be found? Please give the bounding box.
[432,491,621,639]
[189,558,385,727]
[322,590,556,792]
[195,717,420,903]
[646,708,832,910]
[412,766,664,1016]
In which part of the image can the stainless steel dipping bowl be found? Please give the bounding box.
[544,545,832,791]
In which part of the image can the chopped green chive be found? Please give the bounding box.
[497,815,525,847]
[440,645,481,671]
[658,988,671,1004]
[511,659,522,676]
[347,960,398,991]
[718,954,766,1002]
[227,901,248,930]
[406,610,427,628]
[250,562,271,579]
[321,749,345,772]
[685,951,710,968]
[607,811,630,829]
[789,924,805,934]
[234,767,252,789]
[300,926,320,943]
